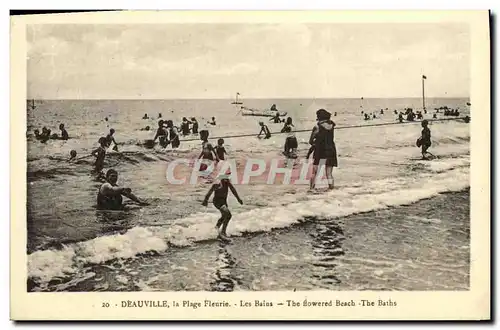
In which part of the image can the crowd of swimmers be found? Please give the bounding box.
[32,124,69,143]
[30,103,470,242]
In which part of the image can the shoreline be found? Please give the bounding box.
[28,188,470,291]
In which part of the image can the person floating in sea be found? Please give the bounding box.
[432,113,437,119]
[198,130,219,172]
[281,117,294,133]
[140,125,151,131]
[208,117,217,126]
[215,138,228,161]
[309,109,338,191]
[191,117,199,134]
[270,104,277,111]
[258,121,272,139]
[59,124,69,140]
[142,113,149,119]
[181,117,191,136]
[417,119,432,160]
[91,137,108,178]
[202,172,243,242]
[97,169,149,210]
[270,112,281,124]
[105,128,119,151]
[364,113,370,120]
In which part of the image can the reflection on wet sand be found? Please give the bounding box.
[210,241,240,292]
[310,219,345,288]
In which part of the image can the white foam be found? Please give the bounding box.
[28,165,469,284]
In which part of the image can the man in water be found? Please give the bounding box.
[97,169,149,210]
[202,173,243,241]
[198,130,219,171]
[59,124,69,140]
[208,117,217,126]
[419,120,432,160]
[91,137,108,177]
[105,128,119,151]
[309,109,338,190]
[258,121,271,139]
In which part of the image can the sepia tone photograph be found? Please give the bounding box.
[11,10,490,320]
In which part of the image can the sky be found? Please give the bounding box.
[26,23,470,99]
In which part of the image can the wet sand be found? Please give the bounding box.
[30,189,469,292]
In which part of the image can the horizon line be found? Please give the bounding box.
[27,96,470,101]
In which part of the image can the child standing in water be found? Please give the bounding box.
[198,130,219,172]
[419,120,432,160]
[202,173,243,241]
[91,137,108,178]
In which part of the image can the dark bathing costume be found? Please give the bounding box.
[96,185,123,210]
[313,119,338,167]
[212,183,229,209]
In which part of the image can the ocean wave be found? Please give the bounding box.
[27,165,470,285]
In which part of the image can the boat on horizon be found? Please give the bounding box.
[240,104,287,117]
[231,92,243,105]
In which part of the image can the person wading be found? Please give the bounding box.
[309,109,338,190]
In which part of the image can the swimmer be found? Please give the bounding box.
[202,173,243,241]
[191,117,199,134]
[270,112,281,124]
[198,130,219,171]
[105,128,118,151]
[59,123,69,140]
[91,137,108,176]
[153,120,169,148]
[419,120,432,160]
[215,138,228,161]
[258,121,271,139]
[208,117,217,126]
[283,133,298,158]
[281,117,294,133]
[142,113,149,119]
[309,109,338,190]
[97,169,149,210]
[181,117,191,136]
[166,120,180,148]
[141,125,151,131]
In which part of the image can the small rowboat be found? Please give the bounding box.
[240,106,287,117]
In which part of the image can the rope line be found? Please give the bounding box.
[178,116,470,142]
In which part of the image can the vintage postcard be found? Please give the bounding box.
[10,10,490,320]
